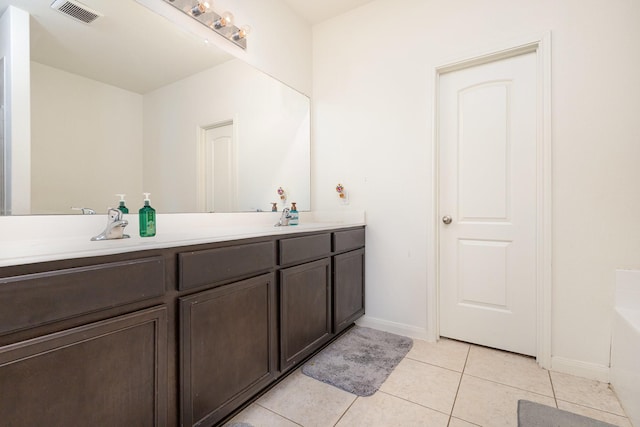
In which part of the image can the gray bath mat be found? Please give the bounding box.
[302,326,413,396]
[518,400,618,427]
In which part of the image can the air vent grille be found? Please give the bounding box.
[51,0,101,24]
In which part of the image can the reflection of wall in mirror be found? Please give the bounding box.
[31,62,144,215]
[143,58,311,213]
[30,58,310,214]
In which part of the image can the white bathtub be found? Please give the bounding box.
[611,270,640,427]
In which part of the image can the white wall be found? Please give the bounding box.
[312,0,640,377]
[30,62,143,214]
[138,0,312,96]
[213,0,312,96]
[0,6,30,215]
[143,59,310,213]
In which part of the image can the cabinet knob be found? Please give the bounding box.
[442,215,452,225]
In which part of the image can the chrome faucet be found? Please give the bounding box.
[91,208,130,241]
[72,207,96,215]
[274,208,291,227]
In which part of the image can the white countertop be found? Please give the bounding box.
[0,211,365,267]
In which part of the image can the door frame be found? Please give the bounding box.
[427,33,552,368]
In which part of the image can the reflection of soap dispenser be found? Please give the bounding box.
[139,193,156,237]
[116,194,129,214]
[289,202,299,226]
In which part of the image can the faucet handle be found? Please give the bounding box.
[107,207,122,222]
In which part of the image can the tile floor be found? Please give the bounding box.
[226,337,632,427]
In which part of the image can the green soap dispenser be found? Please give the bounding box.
[116,194,129,214]
[139,193,156,237]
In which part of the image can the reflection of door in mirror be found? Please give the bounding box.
[201,123,237,213]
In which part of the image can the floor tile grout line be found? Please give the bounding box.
[376,389,453,419]
[255,402,305,426]
[404,355,467,374]
[462,372,556,399]
[332,395,359,427]
[548,370,559,407]
[447,345,471,427]
[450,416,483,427]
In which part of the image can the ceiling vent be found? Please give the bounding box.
[50,0,102,24]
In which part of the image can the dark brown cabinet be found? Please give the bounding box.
[0,226,365,427]
[279,258,332,371]
[0,306,168,427]
[179,273,277,427]
[333,248,365,334]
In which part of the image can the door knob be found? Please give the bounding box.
[442,215,452,225]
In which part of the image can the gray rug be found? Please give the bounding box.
[302,326,413,396]
[518,400,618,427]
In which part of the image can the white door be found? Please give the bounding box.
[204,124,235,213]
[439,52,538,356]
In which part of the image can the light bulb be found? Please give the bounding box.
[233,25,252,40]
[190,1,210,17]
[213,11,234,29]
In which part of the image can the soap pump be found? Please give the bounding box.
[289,202,299,226]
[116,194,129,214]
[139,193,156,237]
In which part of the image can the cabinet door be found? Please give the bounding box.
[180,273,277,427]
[0,306,168,427]
[280,258,332,371]
[334,248,365,333]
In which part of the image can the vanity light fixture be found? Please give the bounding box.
[190,1,209,17]
[162,0,250,49]
[213,11,233,29]
[232,25,252,41]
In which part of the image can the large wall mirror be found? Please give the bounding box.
[2,0,310,215]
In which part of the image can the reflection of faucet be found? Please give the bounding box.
[91,208,130,241]
[274,208,291,227]
[72,207,96,215]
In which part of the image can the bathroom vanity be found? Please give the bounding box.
[0,221,365,427]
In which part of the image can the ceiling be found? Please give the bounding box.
[282,0,376,24]
[0,0,232,94]
[0,0,376,93]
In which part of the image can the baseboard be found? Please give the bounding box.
[551,356,610,383]
[355,315,430,341]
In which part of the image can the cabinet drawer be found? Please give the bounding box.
[279,233,331,266]
[0,256,165,335]
[179,241,275,291]
[333,228,365,253]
